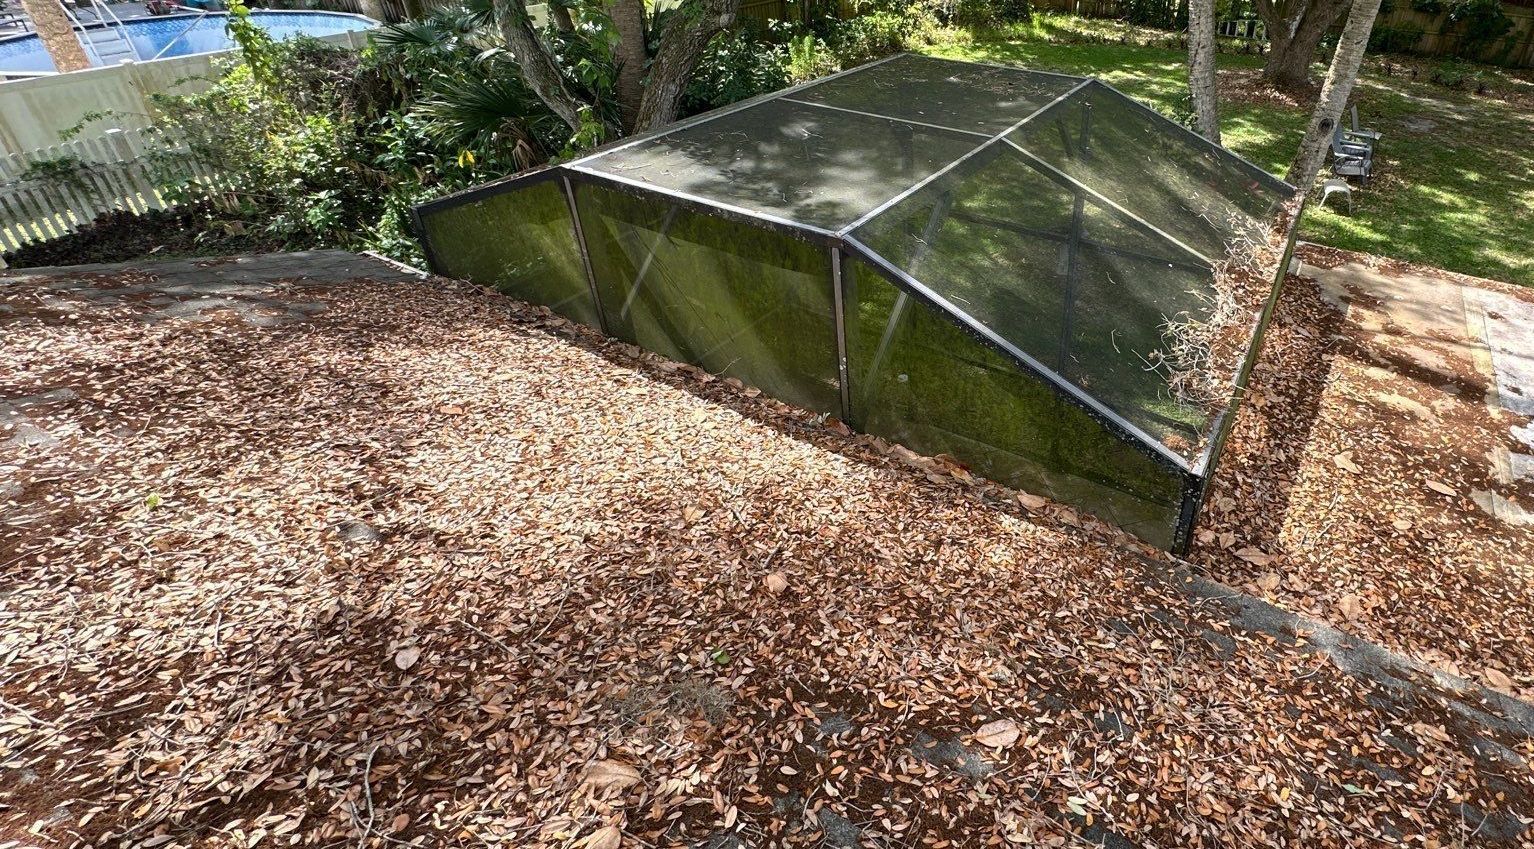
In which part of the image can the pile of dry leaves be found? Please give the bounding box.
[2,261,1532,848]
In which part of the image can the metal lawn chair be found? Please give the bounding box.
[1348,104,1382,145]
[1330,134,1372,185]
[1332,123,1373,158]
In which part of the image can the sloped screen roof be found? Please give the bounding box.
[571,53,1294,464]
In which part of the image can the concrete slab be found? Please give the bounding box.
[1301,257,1534,527]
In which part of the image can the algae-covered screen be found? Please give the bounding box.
[421,53,1299,550]
[575,52,1294,461]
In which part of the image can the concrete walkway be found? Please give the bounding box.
[1305,253,1534,527]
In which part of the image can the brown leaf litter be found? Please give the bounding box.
[1189,243,1534,701]
[2,257,1533,848]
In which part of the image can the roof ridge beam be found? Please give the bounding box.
[837,78,1094,236]
[777,96,992,139]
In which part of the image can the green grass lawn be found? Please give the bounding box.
[919,18,1534,286]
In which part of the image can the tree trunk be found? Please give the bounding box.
[632,0,742,132]
[549,0,574,31]
[1254,0,1352,90]
[1186,0,1221,143]
[358,0,388,23]
[20,0,90,73]
[1285,0,1383,195]
[494,0,590,134]
[610,0,648,133]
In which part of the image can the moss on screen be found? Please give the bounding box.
[843,260,1184,547]
[418,179,601,328]
[573,183,843,418]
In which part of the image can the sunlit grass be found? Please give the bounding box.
[922,20,1534,286]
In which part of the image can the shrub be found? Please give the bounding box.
[788,33,839,81]
[1428,56,1485,89]
[684,29,790,113]
[1444,0,1515,59]
[828,10,914,64]
[148,17,559,264]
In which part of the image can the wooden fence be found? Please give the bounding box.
[0,127,219,263]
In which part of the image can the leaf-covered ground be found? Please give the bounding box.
[1190,244,1534,704]
[2,253,1533,848]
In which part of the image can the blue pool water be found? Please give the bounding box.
[0,11,374,74]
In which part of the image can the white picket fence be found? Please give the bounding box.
[0,127,221,265]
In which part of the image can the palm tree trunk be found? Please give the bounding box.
[20,0,90,73]
[1186,0,1221,143]
[609,0,648,133]
[1285,0,1383,195]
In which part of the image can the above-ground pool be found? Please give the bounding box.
[0,11,374,74]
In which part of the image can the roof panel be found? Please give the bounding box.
[1005,81,1290,261]
[850,142,1220,459]
[785,53,1081,136]
[578,96,980,231]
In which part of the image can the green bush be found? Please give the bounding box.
[788,33,840,81]
[684,29,791,113]
[828,10,915,64]
[1428,56,1486,89]
[1445,0,1515,58]
[149,11,567,263]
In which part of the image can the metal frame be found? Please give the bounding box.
[410,55,1302,551]
[561,175,609,336]
[830,248,852,424]
[838,78,1094,236]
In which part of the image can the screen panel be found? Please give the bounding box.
[578,98,980,231]
[573,182,842,416]
[786,53,1080,136]
[1006,82,1288,262]
[416,177,601,327]
[851,146,1216,458]
[842,257,1186,548]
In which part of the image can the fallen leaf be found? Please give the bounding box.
[1236,547,1275,567]
[390,814,410,834]
[973,719,1020,748]
[1426,480,1458,497]
[393,647,420,671]
[1016,492,1047,511]
[1484,668,1514,691]
[764,572,789,595]
[1338,593,1364,619]
[584,761,641,792]
[1332,451,1361,474]
[438,404,466,416]
[1392,518,1412,531]
[582,826,622,849]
